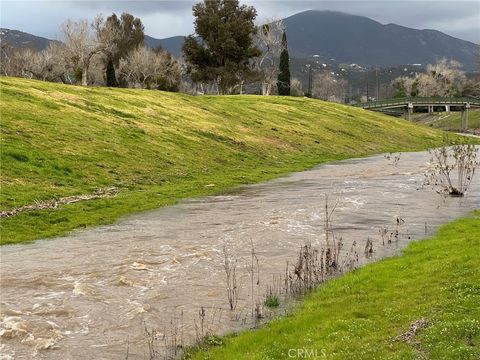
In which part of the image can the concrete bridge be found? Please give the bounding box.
[353,97,480,130]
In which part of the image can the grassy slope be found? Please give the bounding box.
[187,212,480,360]
[0,77,448,244]
[412,110,480,132]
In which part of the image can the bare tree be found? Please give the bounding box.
[392,58,467,97]
[117,46,181,90]
[0,43,15,76]
[290,77,304,96]
[424,59,466,96]
[392,75,416,97]
[22,43,73,82]
[61,16,118,86]
[462,77,480,99]
[312,72,347,103]
[424,143,479,196]
[0,45,26,77]
[253,19,285,95]
[2,41,77,84]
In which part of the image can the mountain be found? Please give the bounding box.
[0,28,186,58]
[3,10,478,71]
[0,28,185,58]
[282,11,478,70]
[151,10,478,71]
[144,35,185,58]
[0,28,58,51]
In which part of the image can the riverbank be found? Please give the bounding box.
[0,77,455,244]
[1,149,478,358]
[186,211,480,360]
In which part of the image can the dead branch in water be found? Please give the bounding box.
[222,246,239,311]
[249,239,260,318]
[286,242,322,295]
[144,322,160,360]
[324,195,339,248]
[364,237,373,258]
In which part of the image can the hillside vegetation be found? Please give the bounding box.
[187,212,480,360]
[412,110,480,132]
[1,77,447,244]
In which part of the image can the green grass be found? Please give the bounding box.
[185,212,480,360]
[412,110,480,132]
[264,294,281,308]
[0,77,456,244]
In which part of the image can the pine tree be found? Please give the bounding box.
[277,31,290,95]
[182,0,261,95]
[105,58,117,87]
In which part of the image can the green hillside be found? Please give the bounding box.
[187,212,480,360]
[412,110,480,132]
[1,77,448,244]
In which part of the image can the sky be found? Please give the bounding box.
[1,0,479,43]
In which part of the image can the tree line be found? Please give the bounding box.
[0,0,297,96]
[392,59,479,99]
[1,0,478,100]
[1,12,181,91]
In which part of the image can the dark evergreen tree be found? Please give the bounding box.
[101,12,144,87]
[105,58,118,87]
[182,0,261,94]
[277,31,290,96]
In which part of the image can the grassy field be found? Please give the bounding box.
[186,212,480,360]
[0,77,452,244]
[412,110,480,132]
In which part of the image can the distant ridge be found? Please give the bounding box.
[149,10,479,71]
[144,35,185,57]
[2,10,478,70]
[0,28,58,51]
[282,11,478,70]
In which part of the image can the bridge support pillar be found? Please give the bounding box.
[428,105,433,113]
[445,105,450,112]
[404,103,413,121]
[461,103,470,131]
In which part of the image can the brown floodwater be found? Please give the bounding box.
[1,150,479,359]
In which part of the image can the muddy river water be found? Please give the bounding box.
[1,150,479,359]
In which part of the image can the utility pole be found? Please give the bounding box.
[366,70,369,102]
[307,64,313,96]
[375,66,379,100]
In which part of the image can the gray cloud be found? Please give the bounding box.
[70,0,196,14]
[0,0,478,42]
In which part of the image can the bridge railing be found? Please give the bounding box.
[353,97,480,109]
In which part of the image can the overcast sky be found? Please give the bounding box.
[1,1,479,43]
